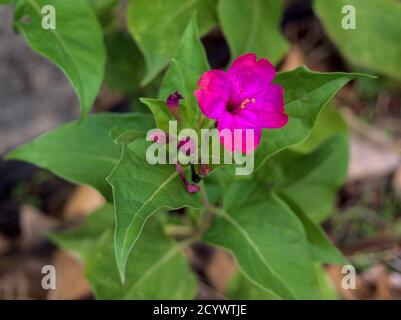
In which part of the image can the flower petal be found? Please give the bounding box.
[240,110,288,129]
[255,84,285,113]
[227,53,276,105]
[239,84,288,128]
[217,112,262,154]
[194,70,231,119]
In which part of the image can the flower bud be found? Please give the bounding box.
[175,163,200,194]
[166,90,183,120]
[198,164,211,177]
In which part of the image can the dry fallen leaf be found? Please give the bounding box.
[326,265,372,300]
[0,255,50,300]
[204,249,237,294]
[0,270,30,300]
[362,265,392,300]
[280,46,305,72]
[348,133,400,180]
[63,185,105,221]
[375,269,393,300]
[19,205,59,250]
[388,272,401,299]
[343,109,401,180]
[0,234,11,256]
[47,250,91,300]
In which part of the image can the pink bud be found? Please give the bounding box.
[175,163,200,193]
[198,164,211,177]
[166,91,183,120]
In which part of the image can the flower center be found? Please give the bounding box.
[240,98,250,109]
[227,98,256,113]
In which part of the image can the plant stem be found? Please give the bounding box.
[178,181,222,246]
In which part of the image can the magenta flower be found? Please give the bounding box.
[194,53,288,153]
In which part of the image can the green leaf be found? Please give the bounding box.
[218,0,289,64]
[14,0,106,117]
[107,139,201,282]
[109,127,145,145]
[160,13,209,87]
[291,103,348,154]
[126,0,217,85]
[49,205,197,299]
[278,192,347,265]
[104,31,145,94]
[314,0,401,82]
[227,272,281,300]
[204,181,320,299]
[260,133,349,223]
[159,14,209,124]
[255,67,371,170]
[6,113,154,200]
[0,0,13,4]
[139,98,173,133]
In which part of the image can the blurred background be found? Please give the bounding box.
[1,0,401,299]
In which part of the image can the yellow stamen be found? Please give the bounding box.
[240,98,256,109]
[240,98,250,109]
